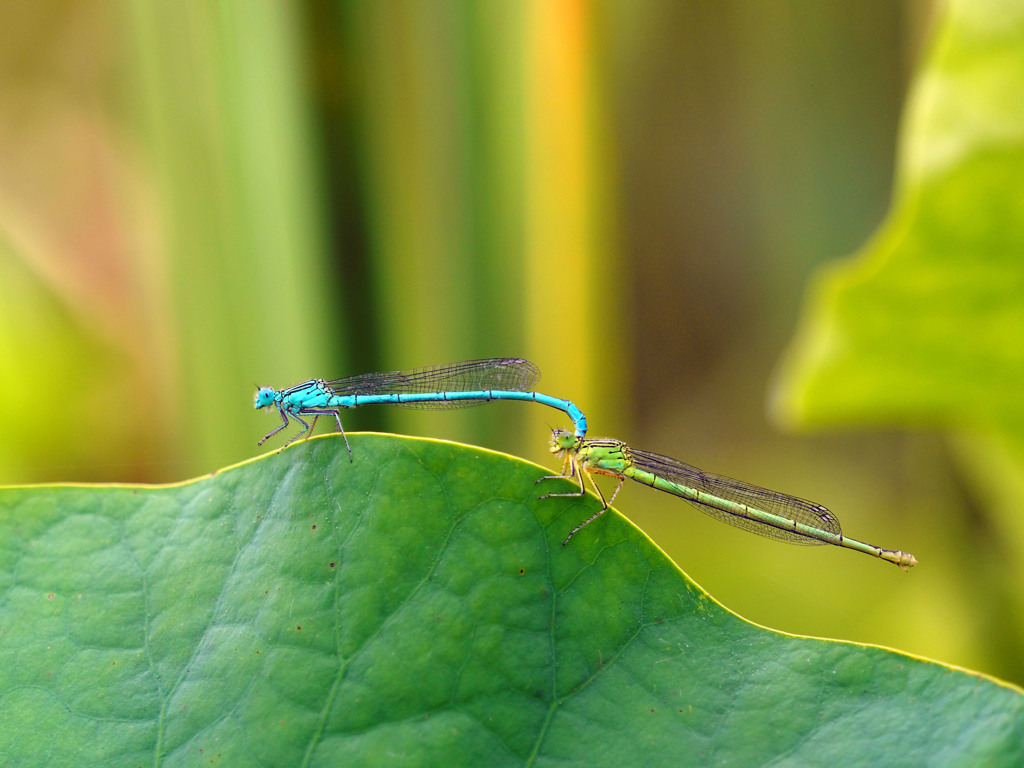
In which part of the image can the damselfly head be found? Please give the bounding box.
[548,428,577,455]
[254,387,276,409]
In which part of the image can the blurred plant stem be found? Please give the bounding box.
[333,0,624,457]
[118,0,340,472]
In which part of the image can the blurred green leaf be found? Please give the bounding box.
[772,0,1024,428]
[1,434,1019,766]
[770,0,1024,683]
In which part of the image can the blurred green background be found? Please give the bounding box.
[5,0,1024,688]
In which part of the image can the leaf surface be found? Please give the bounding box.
[0,434,1019,767]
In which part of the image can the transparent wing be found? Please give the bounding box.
[326,357,540,410]
[629,448,842,545]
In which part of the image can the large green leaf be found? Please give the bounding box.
[0,434,1019,767]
